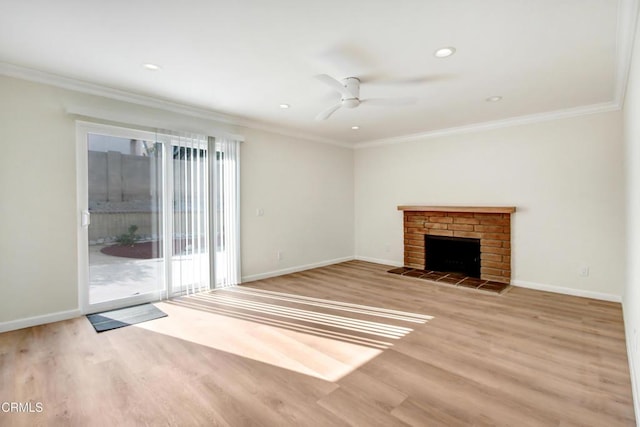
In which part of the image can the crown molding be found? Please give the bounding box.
[0,62,239,122]
[1,0,636,152]
[354,102,621,149]
[0,62,351,149]
[240,121,352,148]
[0,59,626,152]
[355,0,638,149]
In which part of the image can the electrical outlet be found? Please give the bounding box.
[256,208,264,217]
[277,251,283,261]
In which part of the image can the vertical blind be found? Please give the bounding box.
[210,137,241,288]
[167,133,241,295]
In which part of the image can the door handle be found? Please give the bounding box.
[81,210,91,227]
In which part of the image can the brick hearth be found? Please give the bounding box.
[398,206,515,284]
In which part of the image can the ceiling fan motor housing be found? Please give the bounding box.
[341,77,361,108]
[342,98,360,108]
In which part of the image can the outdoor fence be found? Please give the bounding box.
[88,150,206,244]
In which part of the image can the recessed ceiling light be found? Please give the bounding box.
[279,104,290,109]
[351,126,360,130]
[142,63,161,71]
[486,96,503,102]
[434,47,456,58]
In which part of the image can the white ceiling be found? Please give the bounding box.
[0,0,632,145]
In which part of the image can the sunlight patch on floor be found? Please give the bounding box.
[135,288,432,382]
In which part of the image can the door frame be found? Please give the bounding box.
[76,121,168,314]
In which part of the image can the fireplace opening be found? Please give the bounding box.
[425,235,481,278]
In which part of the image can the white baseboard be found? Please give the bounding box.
[241,256,355,283]
[630,351,640,427]
[274,256,621,303]
[0,309,81,334]
[354,255,403,267]
[354,259,624,302]
[623,302,640,426]
[513,280,622,302]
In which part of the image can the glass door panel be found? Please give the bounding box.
[86,133,165,306]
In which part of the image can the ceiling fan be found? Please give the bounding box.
[314,74,417,121]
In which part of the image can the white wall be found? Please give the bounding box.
[623,5,640,420]
[0,75,354,326]
[354,111,625,298]
[241,127,354,280]
[0,77,78,324]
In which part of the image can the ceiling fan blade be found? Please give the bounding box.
[357,72,393,84]
[315,74,354,98]
[315,103,342,121]
[318,44,374,75]
[361,97,418,106]
[364,74,455,85]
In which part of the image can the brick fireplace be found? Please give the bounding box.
[399,206,515,284]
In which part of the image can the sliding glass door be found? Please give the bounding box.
[77,123,213,313]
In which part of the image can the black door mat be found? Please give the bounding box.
[86,303,167,332]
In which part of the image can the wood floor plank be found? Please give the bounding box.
[391,397,491,427]
[361,348,562,426]
[316,387,409,427]
[334,370,408,413]
[0,261,635,426]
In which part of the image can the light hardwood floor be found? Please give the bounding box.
[0,261,635,426]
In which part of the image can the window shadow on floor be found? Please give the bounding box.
[166,286,433,350]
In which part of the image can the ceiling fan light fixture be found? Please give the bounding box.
[486,96,503,102]
[279,104,290,109]
[434,47,456,58]
[351,126,360,130]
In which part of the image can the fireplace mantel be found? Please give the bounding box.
[398,206,516,214]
